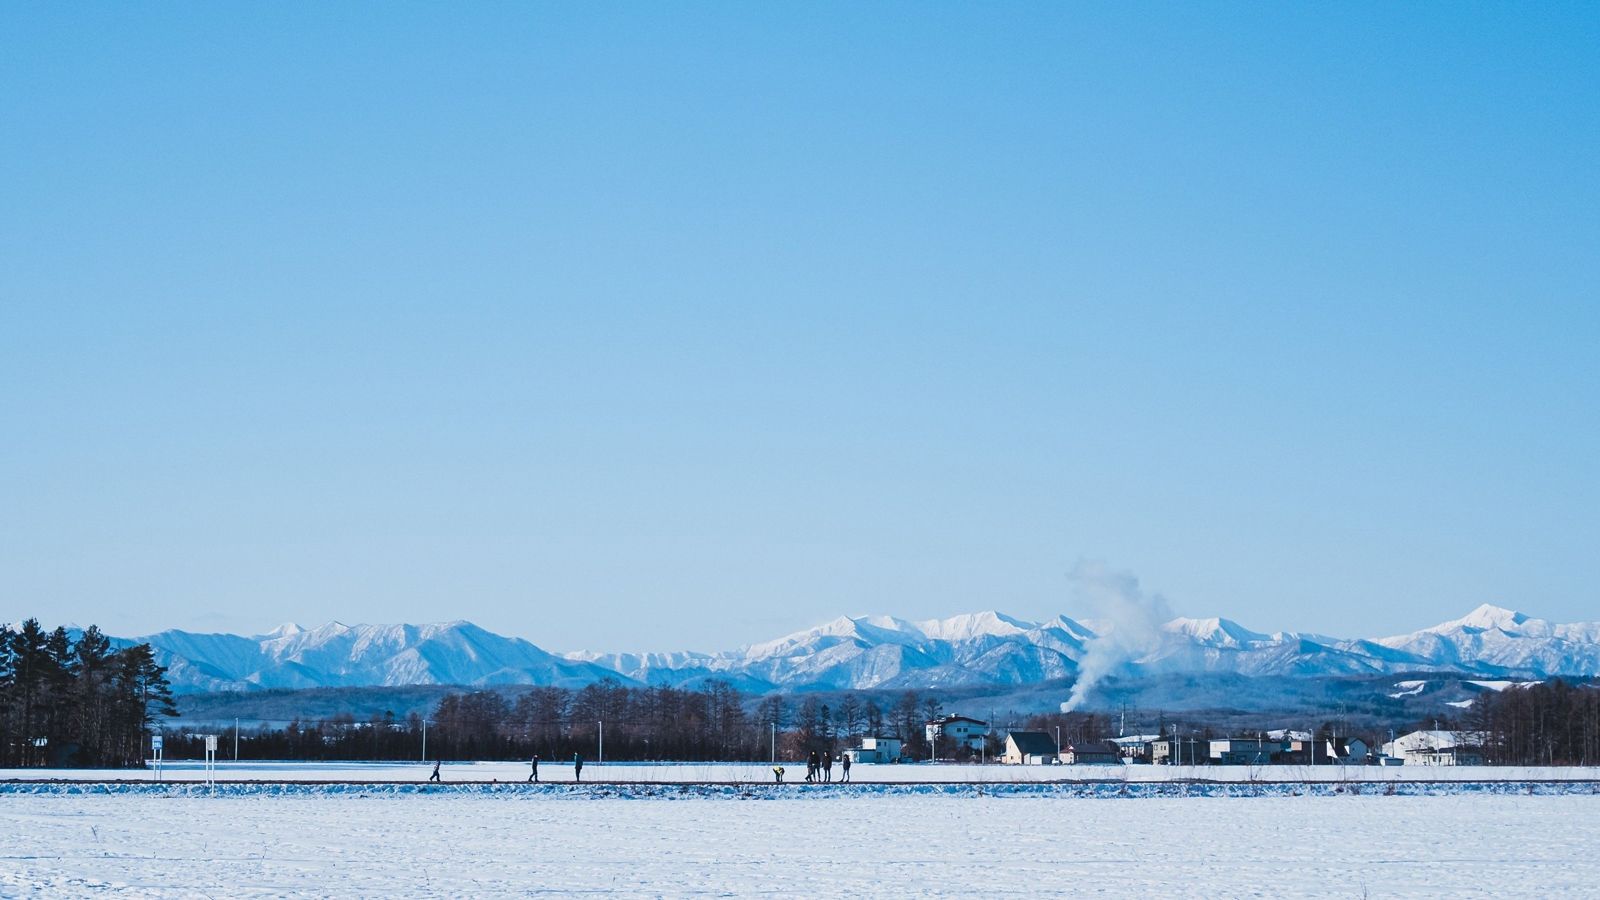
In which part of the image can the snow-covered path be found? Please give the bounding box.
[2,792,1596,897]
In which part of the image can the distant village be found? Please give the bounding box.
[847,713,1487,768]
[80,660,1592,770]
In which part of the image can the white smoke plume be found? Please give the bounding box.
[1061,561,1174,712]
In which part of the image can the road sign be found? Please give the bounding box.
[203,734,218,785]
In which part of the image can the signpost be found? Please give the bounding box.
[204,735,219,786]
[151,734,164,782]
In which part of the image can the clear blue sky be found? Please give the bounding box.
[2,2,1596,651]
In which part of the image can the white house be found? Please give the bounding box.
[1003,731,1059,765]
[1411,744,1484,766]
[1382,731,1484,766]
[925,715,990,753]
[844,736,903,764]
[1326,738,1370,765]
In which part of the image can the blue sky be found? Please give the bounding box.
[2,2,1596,650]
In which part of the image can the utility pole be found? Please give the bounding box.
[770,722,776,765]
[598,719,604,765]
[234,717,240,762]
[421,718,427,763]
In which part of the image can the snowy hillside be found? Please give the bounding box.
[129,604,1600,693]
[130,621,620,692]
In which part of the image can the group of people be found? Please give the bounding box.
[425,753,586,783]
[772,750,851,784]
[430,751,856,785]
[526,753,584,782]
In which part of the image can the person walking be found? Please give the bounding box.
[841,753,852,783]
[428,760,441,783]
[528,754,540,783]
[573,752,584,783]
[806,750,819,783]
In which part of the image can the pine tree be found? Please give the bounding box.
[111,644,178,766]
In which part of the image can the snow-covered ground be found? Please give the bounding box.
[2,791,1598,896]
[5,759,1600,783]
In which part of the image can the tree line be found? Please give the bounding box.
[0,619,178,767]
[156,682,1485,766]
[164,682,979,762]
[1468,679,1600,765]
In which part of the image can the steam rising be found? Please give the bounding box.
[1061,561,1174,712]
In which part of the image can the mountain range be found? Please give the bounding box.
[117,604,1600,698]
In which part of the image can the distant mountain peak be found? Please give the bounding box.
[1451,603,1531,631]
[1163,616,1268,647]
[913,610,1035,641]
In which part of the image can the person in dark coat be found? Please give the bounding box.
[806,750,819,783]
[840,753,852,783]
[822,752,833,782]
[528,754,540,783]
[573,752,584,782]
[429,760,441,783]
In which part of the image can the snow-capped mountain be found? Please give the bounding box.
[1373,604,1600,677]
[130,621,620,692]
[128,604,1600,694]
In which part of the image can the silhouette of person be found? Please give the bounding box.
[822,753,833,783]
[841,754,852,783]
[573,752,584,782]
[429,760,441,783]
[529,754,540,783]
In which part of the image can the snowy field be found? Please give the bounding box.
[2,791,1598,897]
[5,759,1600,784]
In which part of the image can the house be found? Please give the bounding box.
[1411,744,1484,766]
[1265,730,1327,764]
[844,737,903,765]
[1267,730,1311,763]
[1150,736,1208,766]
[1326,738,1370,765]
[1108,734,1162,764]
[1381,730,1484,766]
[1208,738,1283,766]
[1060,740,1121,765]
[1003,731,1059,765]
[925,715,990,753]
